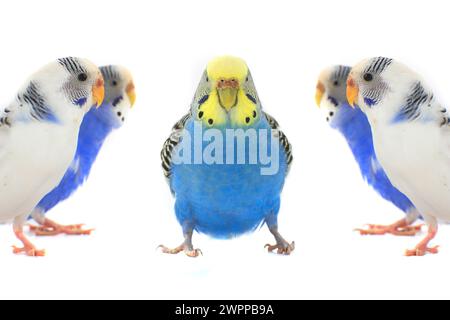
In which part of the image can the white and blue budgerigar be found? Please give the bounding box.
[347,57,450,256]
[316,65,422,236]
[0,57,104,256]
[29,65,135,236]
[160,56,294,257]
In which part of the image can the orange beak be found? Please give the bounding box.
[126,81,136,107]
[315,81,325,107]
[346,77,359,108]
[92,76,105,108]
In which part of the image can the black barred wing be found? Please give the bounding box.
[0,107,12,127]
[171,113,191,131]
[0,81,54,129]
[395,81,450,127]
[161,113,191,180]
[0,100,22,129]
[264,112,293,175]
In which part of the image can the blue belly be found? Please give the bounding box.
[170,119,287,238]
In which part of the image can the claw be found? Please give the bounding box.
[186,248,203,257]
[404,224,439,257]
[265,241,295,255]
[12,245,45,257]
[355,220,423,237]
[405,245,439,256]
[158,244,202,258]
[12,229,45,257]
[28,222,93,236]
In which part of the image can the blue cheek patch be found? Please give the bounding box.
[364,97,376,107]
[328,96,338,107]
[112,96,123,107]
[198,95,209,106]
[74,97,87,107]
[246,94,257,104]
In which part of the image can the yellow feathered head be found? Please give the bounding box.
[191,56,261,127]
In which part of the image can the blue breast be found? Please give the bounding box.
[35,105,114,213]
[171,117,288,238]
[333,103,414,213]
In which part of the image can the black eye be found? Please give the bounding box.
[246,76,249,82]
[112,80,118,86]
[363,73,373,82]
[78,73,88,82]
[333,81,339,86]
[206,77,209,82]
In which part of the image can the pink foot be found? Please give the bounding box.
[29,218,93,236]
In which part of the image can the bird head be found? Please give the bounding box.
[346,57,425,122]
[192,55,261,127]
[18,57,104,123]
[315,65,352,126]
[97,65,136,127]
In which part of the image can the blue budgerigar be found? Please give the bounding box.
[315,65,422,236]
[160,56,294,257]
[29,65,136,236]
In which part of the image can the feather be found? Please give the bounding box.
[332,102,415,213]
[165,112,290,238]
[34,107,114,213]
[264,112,293,173]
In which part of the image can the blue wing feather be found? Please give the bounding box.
[333,103,415,213]
[34,105,114,214]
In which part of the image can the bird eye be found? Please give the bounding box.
[333,81,339,86]
[246,76,249,82]
[363,73,373,82]
[112,80,118,86]
[78,73,88,82]
[206,77,209,82]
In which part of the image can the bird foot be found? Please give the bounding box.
[405,245,439,257]
[12,230,45,257]
[12,244,45,257]
[355,224,423,236]
[265,241,295,255]
[158,244,202,258]
[29,223,94,236]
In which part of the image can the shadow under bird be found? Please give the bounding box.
[0,57,104,256]
[315,65,422,236]
[28,65,136,236]
[160,56,294,257]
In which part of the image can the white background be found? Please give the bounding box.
[0,0,449,300]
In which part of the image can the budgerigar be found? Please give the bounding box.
[347,56,450,256]
[160,56,294,257]
[28,65,136,236]
[0,57,104,256]
[315,65,421,236]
